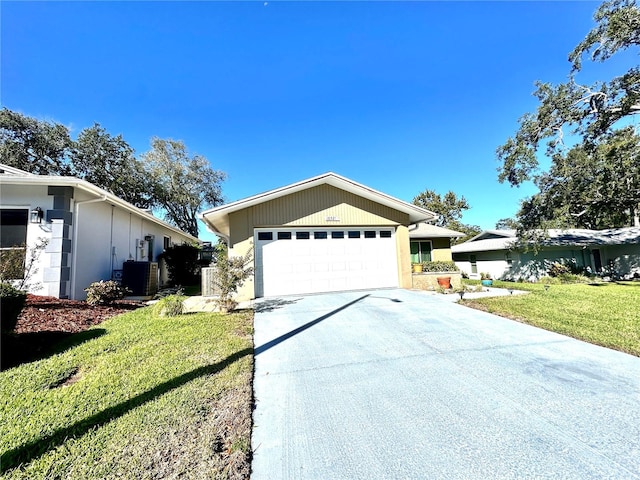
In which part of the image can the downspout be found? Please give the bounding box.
[70,195,107,299]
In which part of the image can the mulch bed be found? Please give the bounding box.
[2,295,145,370]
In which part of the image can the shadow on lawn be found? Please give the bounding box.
[0,346,254,473]
[2,294,370,472]
[1,329,107,371]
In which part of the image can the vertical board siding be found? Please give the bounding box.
[231,184,408,235]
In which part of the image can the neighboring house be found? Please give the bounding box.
[0,164,199,300]
[408,223,464,263]
[200,172,438,300]
[452,228,640,281]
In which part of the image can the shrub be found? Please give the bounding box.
[210,243,253,313]
[85,280,129,306]
[153,294,187,317]
[547,262,571,277]
[480,272,492,280]
[421,261,459,272]
[158,243,201,286]
[0,283,27,332]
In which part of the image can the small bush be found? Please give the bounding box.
[0,282,27,332]
[158,243,201,286]
[547,262,571,277]
[153,294,187,317]
[421,261,459,272]
[85,280,129,306]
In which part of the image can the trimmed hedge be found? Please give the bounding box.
[421,261,459,272]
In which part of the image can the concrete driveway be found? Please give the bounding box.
[251,289,640,479]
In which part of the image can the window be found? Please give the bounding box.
[470,254,478,274]
[277,232,292,240]
[258,232,273,241]
[296,232,310,240]
[505,252,513,266]
[314,231,327,239]
[1,209,28,248]
[163,236,172,250]
[379,231,392,238]
[410,241,432,263]
[0,209,28,280]
[331,231,344,239]
[364,231,376,239]
[348,231,360,239]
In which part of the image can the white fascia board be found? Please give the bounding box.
[1,175,200,243]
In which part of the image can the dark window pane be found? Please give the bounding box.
[0,209,28,248]
[277,232,292,240]
[296,232,310,240]
[314,231,327,239]
[364,231,376,238]
[331,231,344,239]
[379,231,392,238]
[258,232,273,241]
[348,231,360,239]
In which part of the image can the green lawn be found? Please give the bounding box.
[0,307,253,479]
[462,281,640,356]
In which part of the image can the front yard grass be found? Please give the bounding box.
[462,281,640,356]
[0,306,253,479]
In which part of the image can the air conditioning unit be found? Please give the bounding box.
[122,261,158,296]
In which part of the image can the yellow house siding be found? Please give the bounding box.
[396,225,412,288]
[238,184,409,228]
[431,238,453,262]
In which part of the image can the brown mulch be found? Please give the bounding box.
[2,295,145,370]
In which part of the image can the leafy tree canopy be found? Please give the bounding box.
[412,189,481,243]
[71,124,154,208]
[0,109,226,237]
[0,108,73,175]
[141,137,226,237]
[497,0,640,230]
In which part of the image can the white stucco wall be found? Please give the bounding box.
[0,184,56,296]
[2,182,197,300]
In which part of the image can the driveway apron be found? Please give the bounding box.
[251,289,640,479]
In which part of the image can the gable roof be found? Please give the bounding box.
[452,228,640,253]
[409,222,465,239]
[0,163,200,242]
[200,172,438,238]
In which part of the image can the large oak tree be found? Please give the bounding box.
[497,0,640,230]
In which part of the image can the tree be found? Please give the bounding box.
[497,0,640,229]
[518,127,640,230]
[141,137,225,237]
[0,108,72,175]
[495,217,519,230]
[412,189,481,243]
[71,124,153,208]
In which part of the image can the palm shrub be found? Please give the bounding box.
[0,283,27,332]
[153,294,187,317]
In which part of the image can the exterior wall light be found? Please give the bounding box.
[30,207,44,224]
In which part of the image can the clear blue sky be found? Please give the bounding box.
[2,1,631,242]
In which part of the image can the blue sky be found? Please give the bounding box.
[2,1,632,242]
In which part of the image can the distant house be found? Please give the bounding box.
[452,228,640,281]
[408,223,464,263]
[0,164,198,299]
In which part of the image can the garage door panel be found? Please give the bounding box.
[256,228,398,297]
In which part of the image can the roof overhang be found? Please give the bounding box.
[0,173,200,242]
[200,172,438,238]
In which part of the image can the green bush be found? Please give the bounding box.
[158,243,201,286]
[85,280,129,306]
[153,294,187,317]
[421,261,459,272]
[0,283,27,332]
[547,262,571,277]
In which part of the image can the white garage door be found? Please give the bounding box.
[255,227,398,297]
